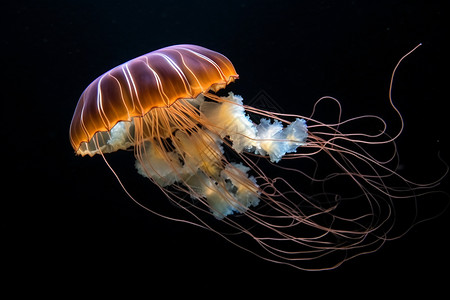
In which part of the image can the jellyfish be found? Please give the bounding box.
[70,44,445,270]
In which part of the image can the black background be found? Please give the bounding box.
[5,0,449,296]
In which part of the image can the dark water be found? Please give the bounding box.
[5,0,449,294]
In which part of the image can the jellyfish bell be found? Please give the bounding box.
[70,44,446,270]
[69,44,239,156]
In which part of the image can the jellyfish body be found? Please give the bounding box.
[70,44,443,270]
